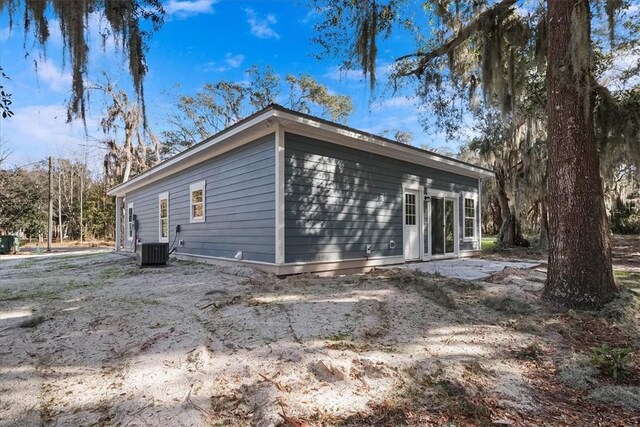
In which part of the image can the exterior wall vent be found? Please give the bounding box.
[137,243,169,266]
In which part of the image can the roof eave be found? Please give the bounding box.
[107,105,494,197]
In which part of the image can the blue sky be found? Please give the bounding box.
[0,0,465,169]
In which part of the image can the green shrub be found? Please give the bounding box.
[610,201,640,234]
[589,345,632,379]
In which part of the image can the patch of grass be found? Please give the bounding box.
[559,356,599,390]
[481,236,498,251]
[482,295,532,315]
[134,298,164,306]
[62,280,94,291]
[614,269,640,289]
[515,342,544,361]
[588,386,640,411]
[445,278,484,292]
[43,261,74,272]
[0,287,60,301]
[599,290,639,322]
[13,259,37,269]
[97,266,124,280]
[387,269,457,309]
[325,331,350,341]
[420,369,493,425]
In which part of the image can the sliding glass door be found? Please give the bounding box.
[429,196,456,256]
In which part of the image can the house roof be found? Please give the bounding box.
[108,104,494,197]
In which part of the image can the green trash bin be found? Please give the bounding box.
[0,235,17,254]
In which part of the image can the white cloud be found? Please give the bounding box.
[164,0,217,18]
[370,96,418,110]
[244,8,280,40]
[298,7,328,24]
[601,47,640,90]
[0,26,11,41]
[2,104,102,169]
[198,52,245,73]
[36,61,72,93]
[224,53,245,68]
[323,62,395,83]
[323,66,364,81]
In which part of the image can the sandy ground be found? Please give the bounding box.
[0,252,638,426]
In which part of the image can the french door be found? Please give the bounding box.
[403,190,421,260]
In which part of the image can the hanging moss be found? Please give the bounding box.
[0,0,164,125]
[569,1,592,78]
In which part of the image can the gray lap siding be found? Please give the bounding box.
[125,135,276,263]
[284,133,479,263]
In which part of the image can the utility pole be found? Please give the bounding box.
[80,169,84,243]
[58,171,62,243]
[47,156,53,252]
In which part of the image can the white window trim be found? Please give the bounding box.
[189,180,206,223]
[158,192,169,243]
[462,191,478,242]
[126,202,134,241]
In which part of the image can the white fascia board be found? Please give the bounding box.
[107,110,277,197]
[273,110,494,180]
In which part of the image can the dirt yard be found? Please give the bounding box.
[1,249,638,426]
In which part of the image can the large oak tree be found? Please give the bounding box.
[312,0,638,308]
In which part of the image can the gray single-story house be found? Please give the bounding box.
[107,104,493,274]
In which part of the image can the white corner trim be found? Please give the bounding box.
[275,125,285,265]
[115,196,122,251]
[158,191,169,243]
[189,180,206,223]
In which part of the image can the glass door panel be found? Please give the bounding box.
[431,197,444,255]
[445,199,455,254]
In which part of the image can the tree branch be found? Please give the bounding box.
[395,0,518,78]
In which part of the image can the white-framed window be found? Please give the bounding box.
[127,202,134,241]
[404,192,417,225]
[159,192,169,242]
[462,192,477,240]
[189,180,206,223]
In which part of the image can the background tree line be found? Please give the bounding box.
[0,65,353,243]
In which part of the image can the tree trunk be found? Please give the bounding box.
[122,130,133,183]
[539,199,549,250]
[495,166,524,247]
[544,0,618,308]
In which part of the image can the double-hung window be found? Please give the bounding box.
[462,193,477,240]
[159,192,169,242]
[190,180,206,223]
[127,202,134,241]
